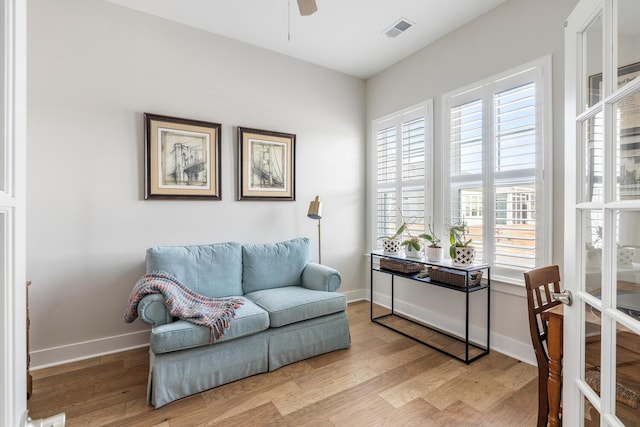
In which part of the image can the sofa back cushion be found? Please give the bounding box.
[242,238,311,294]
[145,242,243,298]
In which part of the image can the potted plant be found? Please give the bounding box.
[378,222,406,255]
[447,220,475,266]
[419,223,442,262]
[401,233,423,259]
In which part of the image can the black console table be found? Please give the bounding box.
[370,251,490,364]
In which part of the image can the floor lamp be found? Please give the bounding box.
[307,195,322,264]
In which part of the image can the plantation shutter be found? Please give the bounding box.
[374,103,431,248]
[493,82,537,270]
[376,125,398,238]
[444,59,549,282]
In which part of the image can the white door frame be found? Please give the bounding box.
[0,0,27,425]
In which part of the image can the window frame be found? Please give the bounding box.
[441,56,553,284]
[371,100,433,250]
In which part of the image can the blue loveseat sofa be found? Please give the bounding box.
[135,237,351,407]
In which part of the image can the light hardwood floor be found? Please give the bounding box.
[27,301,539,426]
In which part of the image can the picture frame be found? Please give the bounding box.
[144,113,221,199]
[237,127,296,201]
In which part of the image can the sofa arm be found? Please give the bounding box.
[137,294,173,327]
[301,262,342,292]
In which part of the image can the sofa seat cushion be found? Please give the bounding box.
[150,298,269,354]
[245,286,346,328]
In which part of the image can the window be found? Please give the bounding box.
[373,102,432,247]
[442,57,552,282]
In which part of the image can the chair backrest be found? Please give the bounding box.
[523,265,563,370]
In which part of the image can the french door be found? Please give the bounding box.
[565,0,640,425]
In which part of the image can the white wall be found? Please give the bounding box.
[27,0,365,367]
[365,0,579,363]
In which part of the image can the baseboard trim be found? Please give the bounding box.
[30,329,150,370]
[344,289,366,302]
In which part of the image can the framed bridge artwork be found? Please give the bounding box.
[144,113,222,199]
[237,127,296,201]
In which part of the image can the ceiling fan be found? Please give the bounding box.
[296,0,318,16]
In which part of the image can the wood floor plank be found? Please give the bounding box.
[428,400,483,426]
[471,376,539,427]
[379,359,467,408]
[28,301,539,426]
[371,397,440,427]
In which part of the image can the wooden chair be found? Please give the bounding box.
[524,265,563,427]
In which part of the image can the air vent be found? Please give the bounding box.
[384,18,413,38]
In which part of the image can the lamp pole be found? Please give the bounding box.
[317,218,322,264]
[307,195,323,264]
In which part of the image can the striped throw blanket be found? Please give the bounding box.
[125,271,244,343]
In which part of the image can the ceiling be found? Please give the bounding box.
[106,0,508,79]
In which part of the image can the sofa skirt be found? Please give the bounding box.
[148,310,351,407]
[148,332,268,407]
[266,310,351,370]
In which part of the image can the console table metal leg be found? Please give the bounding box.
[370,254,374,321]
[487,269,491,352]
[465,286,470,363]
[391,275,395,314]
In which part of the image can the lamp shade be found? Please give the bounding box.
[307,196,322,219]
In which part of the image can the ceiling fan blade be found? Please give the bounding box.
[297,0,317,16]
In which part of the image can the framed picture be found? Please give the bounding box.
[237,127,296,201]
[144,113,221,199]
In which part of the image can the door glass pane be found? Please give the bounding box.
[584,394,600,426]
[617,0,640,83]
[585,12,603,110]
[616,211,640,289]
[584,113,605,203]
[615,322,640,425]
[585,210,604,293]
[616,210,640,347]
[616,88,640,201]
[585,301,602,399]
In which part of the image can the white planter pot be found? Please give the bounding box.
[617,247,636,266]
[453,246,475,266]
[425,246,443,262]
[405,244,423,259]
[382,238,401,255]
